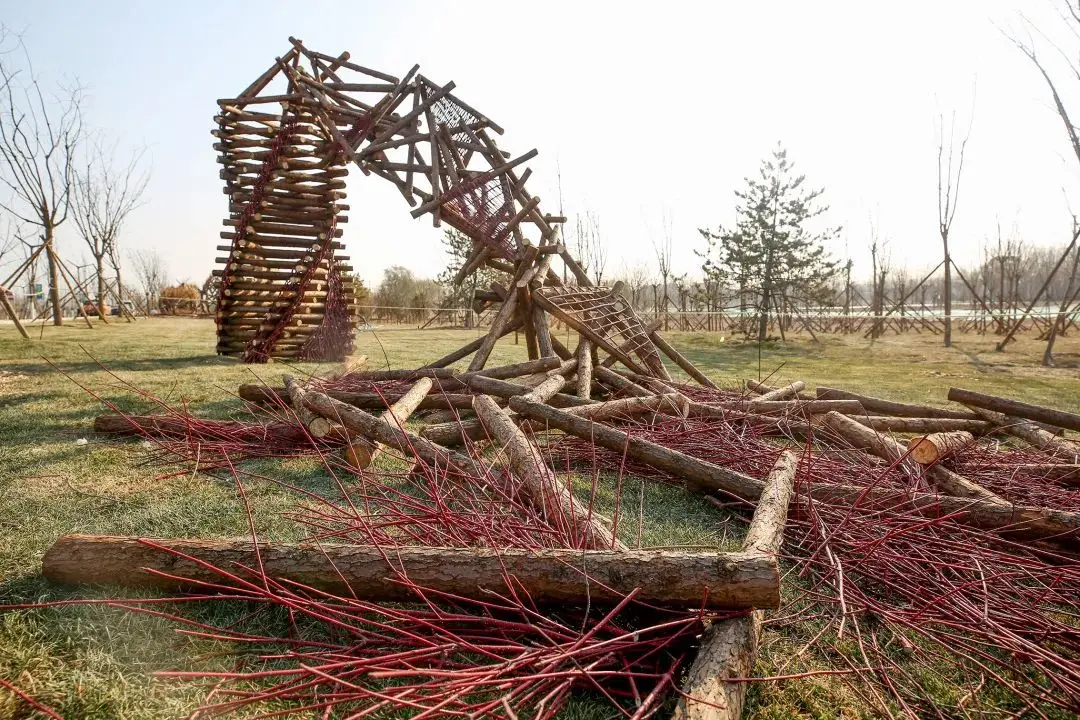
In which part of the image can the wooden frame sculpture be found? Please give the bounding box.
[214,38,711,386]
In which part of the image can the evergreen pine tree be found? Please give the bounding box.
[699,144,839,341]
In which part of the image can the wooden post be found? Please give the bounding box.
[41,534,779,609]
[816,387,978,421]
[675,451,798,720]
[649,330,719,390]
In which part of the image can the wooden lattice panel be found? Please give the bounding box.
[535,286,666,376]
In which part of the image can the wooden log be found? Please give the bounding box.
[463,373,595,407]
[473,395,627,550]
[821,412,1006,505]
[329,368,456,382]
[93,414,280,437]
[469,356,560,380]
[239,384,477,411]
[589,365,651,398]
[343,377,433,470]
[688,399,864,417]
[576,338,593,400]
[41,534,778,610]
[420,376,568,447]
[676,452,797,720]
[815,387,979,420]
[947,387,1080,433]
[854,416,993,434]
[968,407,1079,459]
[283,375,334,437]
[751,380,806,402]
[302,389,487,476]
[430,392,688,447]
[508,396,764,501]
[907,430,974,465]
[649,330,719,390]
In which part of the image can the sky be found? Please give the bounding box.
[2,0,1080,291]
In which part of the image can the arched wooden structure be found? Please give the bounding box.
[214,38,713,387]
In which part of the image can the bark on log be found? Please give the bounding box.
[283,375,334,438]
[463,373,595,407]
[508,396,765,501]
[854,417,992,434]
[420,376,570,446]
[303,389,487,476]
[93,414,265,437]
[948,387,1080,433]
[676,452,797,720]
[816,387,979,420]
[907,430,974,466]
[745,379,812,401]
[240,384,478,411]
[979,463,1080,486]
[968,407,1080,459]
[593,365,653,398]
[41,534,779,609]
[424,390,686,447]
[472,395,627,551]
[471,356,561,380]
[344,377,433,470]
[649,330,719,390]
[822,412,1005,505]
[752,381,806,402]
[688,399,864,417]
[576,338,593,400]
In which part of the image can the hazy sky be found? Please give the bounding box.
[2,0,1080,290]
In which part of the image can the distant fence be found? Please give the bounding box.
[352,303,1080,339]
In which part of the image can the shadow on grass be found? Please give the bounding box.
[1,354,231,376]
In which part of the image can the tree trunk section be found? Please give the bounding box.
[41,534,779,609]
[45,233,63,326]
[907,430,974,465]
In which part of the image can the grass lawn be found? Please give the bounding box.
[1,317,1078,718]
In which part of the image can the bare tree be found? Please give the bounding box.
[650,207,675,329]
[72,139,148,319]
[0,28,83,325]
[936,109,972,348]
[869,230,891,340]
[570,210,607,285]
[130,248,168,313]
[1004,9,1080,358]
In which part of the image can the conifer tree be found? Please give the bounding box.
[699,144,839,341]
